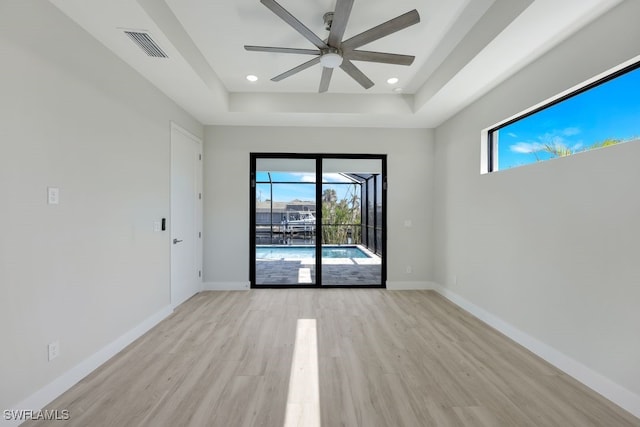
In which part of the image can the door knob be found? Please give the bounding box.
[173,238,183,244]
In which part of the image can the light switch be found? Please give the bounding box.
[153,221,162,232]
[404,219,412,228]
[47,187,59,205]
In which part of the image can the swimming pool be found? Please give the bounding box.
[256,245,371,260]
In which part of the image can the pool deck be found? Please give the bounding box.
[256,259,382,286]
[256,258,382,286]
[255,243,382,286]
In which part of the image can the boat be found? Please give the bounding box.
[282,210,316,232]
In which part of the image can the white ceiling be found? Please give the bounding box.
[50,0,622,128]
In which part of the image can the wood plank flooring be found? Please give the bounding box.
[24,290,639,427]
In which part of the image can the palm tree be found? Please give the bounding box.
[321,186,361,244]
[536,137,622,159]
[322,188,337,204]
[588,138,621,149]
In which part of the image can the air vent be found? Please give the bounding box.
[124,31,168,58]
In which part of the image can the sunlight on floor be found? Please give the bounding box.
[297,268,312,284]
[284,319,320,427]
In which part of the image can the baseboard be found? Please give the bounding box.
[173,290,200,309]
[202,281,435,291]
[431,283,640,419]
[4,306,173,427]
[202,281,250,291]
[385,281,435,290]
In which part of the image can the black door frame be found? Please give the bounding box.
[250,153,387,288]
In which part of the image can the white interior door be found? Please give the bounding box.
[170,123,202,307]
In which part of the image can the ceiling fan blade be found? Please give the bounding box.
[260,0,328,50]
[340,59,374,89]
[245,45,319,55]
[271,57,321,82]
[319,67,333,93]
[347,50,415,66]
[328,0,354,47]
[341,9,420,50]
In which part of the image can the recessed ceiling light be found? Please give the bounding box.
[246,75,258,82]
[387,77,399,85]
[392,87,403,93]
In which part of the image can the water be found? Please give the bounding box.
[256,245,370,260]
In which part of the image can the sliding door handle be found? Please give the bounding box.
[173,238,183,244]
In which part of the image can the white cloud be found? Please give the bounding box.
[510,142,544,153]
[290,172,316,183]
[562,127,580,136]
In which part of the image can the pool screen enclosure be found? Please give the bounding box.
[250,154,386,288]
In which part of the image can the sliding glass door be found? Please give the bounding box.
[321,158,383,286]
[252,157,317,285]
[250,154,385,288]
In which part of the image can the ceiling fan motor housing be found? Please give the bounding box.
[323,12,334,31]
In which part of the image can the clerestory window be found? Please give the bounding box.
[487,59,640,172]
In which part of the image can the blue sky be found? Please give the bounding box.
[496,65,640,170]
[256,172,358,203]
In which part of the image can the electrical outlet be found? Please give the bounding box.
[47,187,59,205]
[48,341,60,361]
[405,265,412,274]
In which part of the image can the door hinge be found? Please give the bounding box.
[198,270,201,278]
[198,193,202,200]
[198,154,202,160]
[198,231,201,238]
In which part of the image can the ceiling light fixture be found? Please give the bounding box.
[387,77,399,85]
[246,74,258,82]
[320,48,343,69]
[393,87,403,93]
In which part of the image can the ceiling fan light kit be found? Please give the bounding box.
[244,0,420,93]
[320,48,343,68]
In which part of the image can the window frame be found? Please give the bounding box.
[485,57,640,173]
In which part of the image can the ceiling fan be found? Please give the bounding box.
[244,0,420,93]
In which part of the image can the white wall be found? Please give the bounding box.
[203,126,434,290]
[0,0,202,410]
[433,0,640,412]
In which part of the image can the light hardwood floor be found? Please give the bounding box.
[24,290,639,427]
